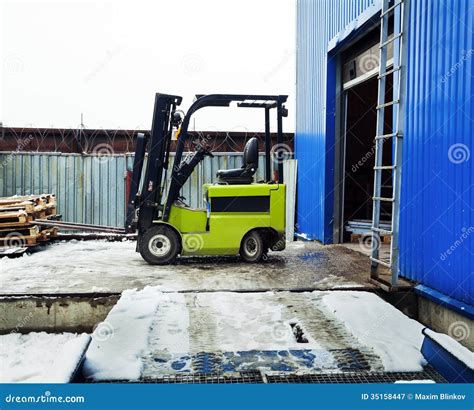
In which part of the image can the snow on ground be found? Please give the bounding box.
[49,334,91,382]
[424,329,474,369]
[82,288,431,380]
[149,293,191,354]
[151,292,324,353]
[83,286,164,381]
[1,287,432,381]
[321,291,426,372]
[0,239,372,293]
[143,291,337,376]
[0,332,89,383]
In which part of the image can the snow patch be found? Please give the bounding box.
[148,292,190,354]
[0,332,87,383]
[207,292,323,351]
[321,291,426,372]
[83,286,163,381]
[49,333,91,383]
[424,329,474,369]
[143,291,337,375]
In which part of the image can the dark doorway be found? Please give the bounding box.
[341,75,393,242]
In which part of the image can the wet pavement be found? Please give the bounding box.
[0,240,376,294]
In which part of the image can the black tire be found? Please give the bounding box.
[139,225,180,265]
[240,230,265,262]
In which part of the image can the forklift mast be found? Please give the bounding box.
[127,93,288,233]
[126,93,182,233]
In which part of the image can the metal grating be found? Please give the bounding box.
[266,367,446,384]
[89,367,446,384]
[89,371,264,384]
[331,348,370,371]
[145,371,264,384]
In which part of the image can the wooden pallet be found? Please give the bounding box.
[0,193,56,206]
[0,213,58,228]
[37,227,59,241]
[0,194,58,248]
[0,225,39,237]
[0,234,38,246]
[0,210,29,225]
[351,233,392,244]
[0,202,56,215]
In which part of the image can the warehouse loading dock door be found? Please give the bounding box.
[341,77,393,242]
[339,50,394,244]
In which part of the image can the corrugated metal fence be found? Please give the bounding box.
[0,152,269,228]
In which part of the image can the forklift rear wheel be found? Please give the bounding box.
[140,225,180,265]
[240,230,265,262]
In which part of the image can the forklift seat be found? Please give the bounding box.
[216,137,259,184]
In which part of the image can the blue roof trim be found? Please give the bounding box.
[327,0,382,52]
[414,285,474,320]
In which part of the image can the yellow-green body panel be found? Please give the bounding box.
[161,183,286,256]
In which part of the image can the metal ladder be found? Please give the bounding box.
[370,0,406,287]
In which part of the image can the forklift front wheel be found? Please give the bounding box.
[140,225,180,265]
[240,230,265,263]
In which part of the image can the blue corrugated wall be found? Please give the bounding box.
[296,0,473,305]
[296,0,374,243]
[399,0,473,305]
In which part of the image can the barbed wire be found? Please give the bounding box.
[0,127,294,154]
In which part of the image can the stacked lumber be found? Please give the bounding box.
[0,194,59,248]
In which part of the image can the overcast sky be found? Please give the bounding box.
[1,0,296,132]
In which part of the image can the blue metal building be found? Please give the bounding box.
[295,0,473,311]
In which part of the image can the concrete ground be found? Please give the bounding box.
[2,239,442,382]
[0,240,378,294]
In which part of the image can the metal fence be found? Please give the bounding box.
[0,152,271,228]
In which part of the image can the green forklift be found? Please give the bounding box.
[126,93,289,265]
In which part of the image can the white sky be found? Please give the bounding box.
[1,0,296,132]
